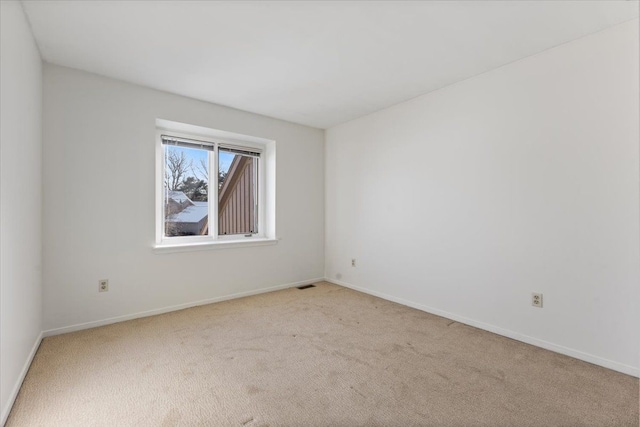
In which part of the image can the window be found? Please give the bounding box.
[155,122,274,250]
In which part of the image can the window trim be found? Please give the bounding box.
[155,127,269,250]
[153,237,279,254]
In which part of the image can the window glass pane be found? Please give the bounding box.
[164,145,209,237]
[218,149,257,235]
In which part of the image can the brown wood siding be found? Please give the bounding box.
[218,156,255,235]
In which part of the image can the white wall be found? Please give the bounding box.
[0,1,44,423]
[326,20,640,376]
[42,64,324,332]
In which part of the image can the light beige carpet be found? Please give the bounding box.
[7,282,639,426]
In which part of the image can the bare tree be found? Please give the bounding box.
[192,157,228,189]
[165,149,192,190]
[192,158,208,181]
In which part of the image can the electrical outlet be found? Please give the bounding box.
[351,259,356,267]
[531,292,543,308]
[99,279,109,292]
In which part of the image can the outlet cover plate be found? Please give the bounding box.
[532,292,543,308]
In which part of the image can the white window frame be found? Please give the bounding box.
[155,125,275,252]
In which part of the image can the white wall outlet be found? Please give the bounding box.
[99,279,109,292]
[351,259,356,267]
[532,292,543,308]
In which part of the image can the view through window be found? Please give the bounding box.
[161,135,259,239]
[163,144,210,237]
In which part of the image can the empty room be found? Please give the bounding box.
[1,1,639,426]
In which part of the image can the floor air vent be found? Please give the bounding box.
[297,284,316,290]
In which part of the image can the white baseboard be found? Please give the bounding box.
[43,278,324,338]
[1,331,43,427]
[326,278,639,378]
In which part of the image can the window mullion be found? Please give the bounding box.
[211,144,219,239]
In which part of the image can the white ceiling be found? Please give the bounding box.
[22,1,639,129]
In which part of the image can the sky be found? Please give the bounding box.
[167,146,235,181]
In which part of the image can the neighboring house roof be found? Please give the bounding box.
[166,191,208,224]
[168,190,190,204]
[166,204,208,224]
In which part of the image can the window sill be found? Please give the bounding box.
[153,237,279,254]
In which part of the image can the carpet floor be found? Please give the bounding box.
[6,282,639,426]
